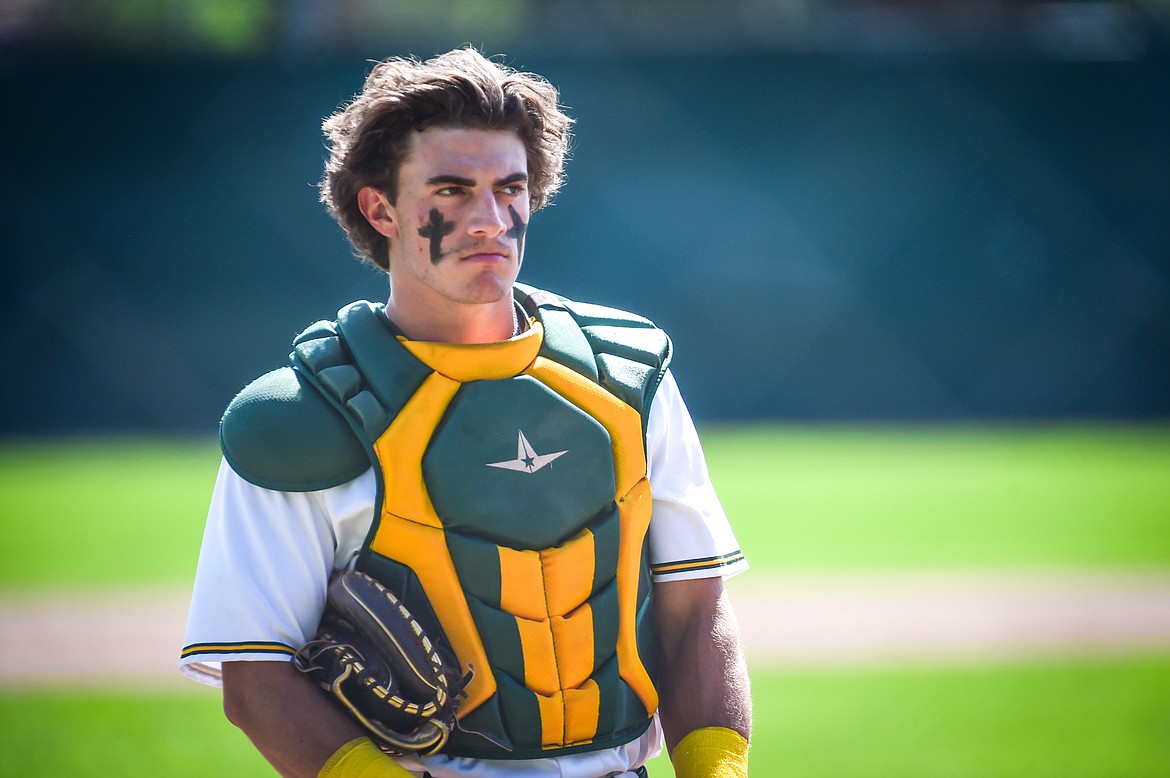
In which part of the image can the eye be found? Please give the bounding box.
[500,183,526,196]
[435,186,464,196]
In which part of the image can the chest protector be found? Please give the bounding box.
[286,285,671,759]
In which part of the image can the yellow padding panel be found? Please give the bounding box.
[498,546,546,621]
[525,357,646,496]
[516,615,559,696]
[615,478,658,715]
[375,371,459,528]
[499,531,594,620]
[502,529,599,745]
[370,372,495,716]
[536,691,564,748]
[552,602,595,689]
[540,529,595,617]
[564,680,601,746]
[368,515,496,716]
[397,322,543,381]
[534,683,601,750]
[526,356,658,720]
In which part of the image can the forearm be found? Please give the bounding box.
[653,577,752,751]
[221,660,373,778]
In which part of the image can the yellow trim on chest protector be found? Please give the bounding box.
[367,326,659,749]
[397,321,541,381]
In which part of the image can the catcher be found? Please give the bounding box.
[181,47,752,778]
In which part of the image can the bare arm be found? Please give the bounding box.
[652,576,752,753]
[222,660,368,778]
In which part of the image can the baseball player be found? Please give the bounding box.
[181,47,751,778]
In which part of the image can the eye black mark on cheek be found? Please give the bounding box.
[507,205,527,246]
[417,208,455,264]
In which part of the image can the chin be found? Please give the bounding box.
[474,269,518,296]
[459,276,513,305]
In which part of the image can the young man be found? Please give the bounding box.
[181,47,751,778]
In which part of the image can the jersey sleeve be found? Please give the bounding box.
[179,459,375,687]
[645,370,748,582]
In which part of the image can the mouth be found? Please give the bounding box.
[459,248,512,263]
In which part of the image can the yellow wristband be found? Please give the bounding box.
[672,726,749,778]
[318,737,412,778]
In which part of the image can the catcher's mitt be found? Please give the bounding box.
[292,570,468,757]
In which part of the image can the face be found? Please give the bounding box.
[361,126,530,310]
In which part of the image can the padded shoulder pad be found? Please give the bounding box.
[220,366,370,492]
[558,295,672,416]
[562,299,656,328]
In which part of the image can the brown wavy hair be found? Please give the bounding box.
[320,47,574,270]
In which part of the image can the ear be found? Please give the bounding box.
[357,187,399,238]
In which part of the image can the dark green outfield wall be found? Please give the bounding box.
[2,50,1167,432]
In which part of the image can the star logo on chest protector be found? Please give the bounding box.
[485,430,568,473]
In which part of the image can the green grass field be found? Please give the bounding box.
[703,423,1170,571]
[0,437,221,590]
[2,657,1168,777]
[2,425,1169,776]
[2,425,1168,589]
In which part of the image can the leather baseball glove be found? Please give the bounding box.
[292,570,468,757]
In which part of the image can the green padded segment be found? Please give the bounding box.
[516,284,673,417]
[588,323,672,429]
[513,281,562,316]
[445,532,503,608]
[465,595,526,696]
[316,364,362,402]
[293,332,350,372]
[535,306,599,383]
[589,505,622,595]
[355,553,448,643]
[292,336,392,443]
[589,577,620,674]
[589,655,657,750]
[448,696,514,756]
[563,299,656,328]
[582,325,670,367]
[355,553,413,595]
[424,378,616,550]
[592,655,624,743]
[515,285,599,383]
[568,301,672,421]
[344,389,391,442]
[493,670,543,754]
[595,354,658,415]
[219,367,369,492]
[291,318,339,345]
[334,301,433,421]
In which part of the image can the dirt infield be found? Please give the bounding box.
[728,570,1170,667]
[3,571,1170,689]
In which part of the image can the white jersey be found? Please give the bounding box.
[181,369,746,777]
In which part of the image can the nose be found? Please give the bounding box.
[467,191,508,238]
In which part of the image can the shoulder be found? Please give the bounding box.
[518,284,671,361]
[567,298,672,366]
[219,366,369,492]
[517,284,673,414]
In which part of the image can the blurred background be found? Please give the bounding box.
[2,4,1170,777]
[2,0,1167,434]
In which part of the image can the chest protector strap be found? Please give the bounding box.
[290,286,671,760]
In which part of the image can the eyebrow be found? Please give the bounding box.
[426,172,528,188]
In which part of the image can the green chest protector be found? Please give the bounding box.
[220,285,672,759]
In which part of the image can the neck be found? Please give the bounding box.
[385,293,518,344]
